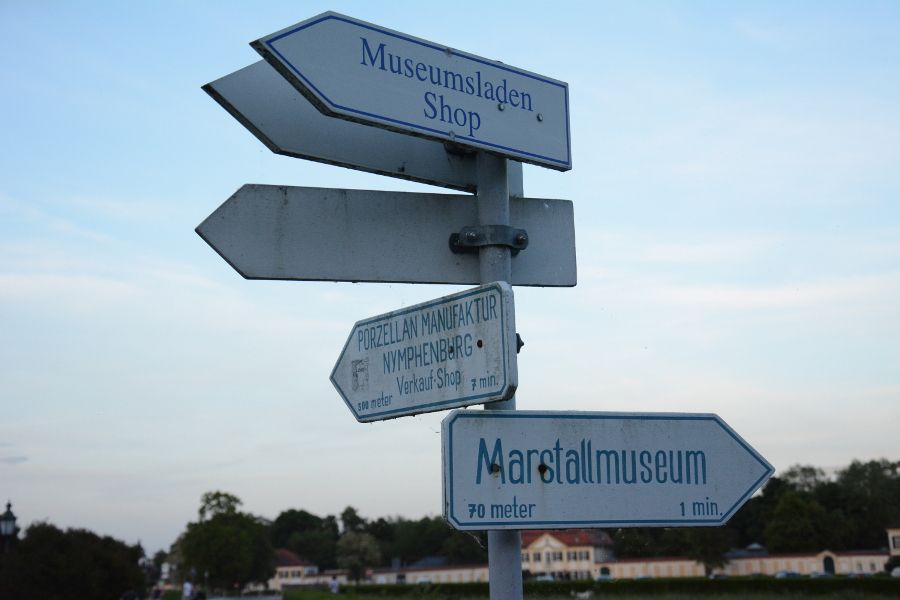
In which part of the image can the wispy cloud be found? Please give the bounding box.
[0,456,28,465]
[0,273,139,305]
[637,237,774,265]
[0,192,113,243]
[656,272,900,311]
[60,194,173,223]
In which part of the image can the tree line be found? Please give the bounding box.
[615,459,900,572]
[1,458,896,597]
[167,492,490,588]
[170,459,899,586]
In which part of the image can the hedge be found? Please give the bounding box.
[281,576,900,597]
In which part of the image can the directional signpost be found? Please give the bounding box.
[197,11,773,600]
[252,12,571,170]
[331,283,517,422]
[442,410,774,530]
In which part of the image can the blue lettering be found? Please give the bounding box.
[477,438,505,484]
[639,450,653,483]
[655,450,668,483]
[359,37,385,70]
[423,92,437,120]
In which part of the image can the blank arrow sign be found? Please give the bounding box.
[196,184,576,286]
[203,62,481,192]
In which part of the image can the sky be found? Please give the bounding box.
[1,1,898,555]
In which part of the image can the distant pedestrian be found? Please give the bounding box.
[330,575,340,594]
[182,579,193,600]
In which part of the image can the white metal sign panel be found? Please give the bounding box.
[195,184,576,287]
[442,411,774,530]
[332,283,517,422]
[203,61,480,192]
[252,12,571,171]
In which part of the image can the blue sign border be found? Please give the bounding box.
[444,411,774,529]
[261,13,572,169]
[331,283,512,421]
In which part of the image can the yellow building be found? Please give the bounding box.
[520,529,615,580]
[597,548,888,579]
[266,549,322,591]
[371,563,489,585]
[264,526,893,589]
[888,524,900,559]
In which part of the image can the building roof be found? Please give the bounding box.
[274,548,313,568]
[409,556,448,568]
[831,549,890,557]
[521,529,613,548]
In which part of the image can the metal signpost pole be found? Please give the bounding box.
[477,151,523,600]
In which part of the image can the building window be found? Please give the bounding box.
[522,553,529,562]
[567,551,576,561]
[893,536,900,550]
[533,552,541,562]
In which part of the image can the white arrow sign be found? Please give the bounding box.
[252,11,571,170]
[203,61,482,192]
[332,283,517,422]
[442,410,774,530]
[196,184,576,286]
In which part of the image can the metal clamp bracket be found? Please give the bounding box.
[449,225,529,256]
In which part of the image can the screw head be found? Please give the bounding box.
[537,113,544,122]
[465,230,478,243]
[497,102,506,111]
[515,232,528,246]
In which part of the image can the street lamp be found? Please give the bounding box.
[0,501,17,552]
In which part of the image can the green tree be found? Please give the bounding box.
[337,531,381,584]
[179,491,274,592]
[340,506,366,533]
[728,476,790,548]
[682,527,735,575]
[613,528,695,558]
[198,490,242,520]
[271,508,339,568]
[440,530,488,564]
[271,509,325,547]
[287,529,338,570]
[782,464,828,493]
[0,522,145,600]
[831,459,900,549]
[764,490,828,552]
